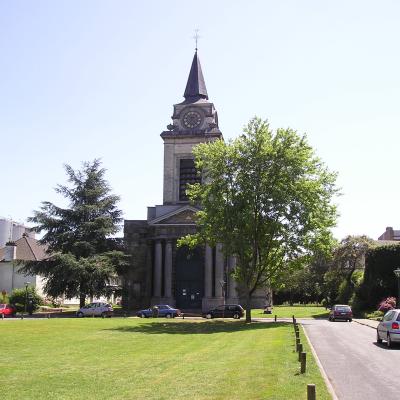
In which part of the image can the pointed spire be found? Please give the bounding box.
[183,51,208,101]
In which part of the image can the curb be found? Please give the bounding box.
[302,324,339,400]
[353,319,378,330]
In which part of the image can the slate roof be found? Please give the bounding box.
[183,51,208,101]
[0,236,48,261]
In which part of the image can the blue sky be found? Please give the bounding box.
[1,1,400,240]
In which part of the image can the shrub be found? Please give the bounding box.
[9,287,43,314]
[357,244,400,309]
[1,291,9,304]
[365,310,384,320]
[378,297,397,313]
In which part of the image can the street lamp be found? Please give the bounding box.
[219,280,226,318]
[24,282,30,317]
[394,269,400,308]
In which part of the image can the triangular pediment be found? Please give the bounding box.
[149,205,199,225]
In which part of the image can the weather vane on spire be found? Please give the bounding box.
[193,29,200,51]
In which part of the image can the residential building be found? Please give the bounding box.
[378,227,400,241]
[0,218,35,248]
[0,235,47,297]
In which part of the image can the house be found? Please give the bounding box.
[0,235,47,297]
[378,227,400,241]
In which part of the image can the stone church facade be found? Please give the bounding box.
[123,51,268,311]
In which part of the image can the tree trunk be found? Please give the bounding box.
[245,293,252,323]
[79,293,86,308]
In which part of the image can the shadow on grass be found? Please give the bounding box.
[310,312,329,319]
[105,320,288,335]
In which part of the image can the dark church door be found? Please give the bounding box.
[175,246,204,310]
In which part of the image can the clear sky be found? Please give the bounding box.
[1,1,399,240]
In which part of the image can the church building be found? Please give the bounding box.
[123,50,267,311]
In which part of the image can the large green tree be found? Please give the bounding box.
[21,160,127,307]
[179,118,338,322]
[324,235,374,305]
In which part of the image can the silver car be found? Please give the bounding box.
[76,302,113,318]
[376,309,400,347]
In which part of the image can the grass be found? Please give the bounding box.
[251,305,329,319]
[0,318,331,400]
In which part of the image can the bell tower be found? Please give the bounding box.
[161,50,222,205]
[125,48,237,313]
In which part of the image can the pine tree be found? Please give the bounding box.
[21,159,128,307]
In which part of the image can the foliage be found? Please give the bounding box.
[332,235,374,275]
[364,310,384,320]
[1,291,9,304]
[324,236,373,306]
[9,287,43,313]
[378,297,396,312]
[20,160,129,307]
[355,243,400,310]
[273,253,332,304]
[179,117,338,322]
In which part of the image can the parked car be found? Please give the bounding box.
[137,305,181,318]
[328,304,353,322]
[377,309,400,347]
[0,304,16,317]
[203,304,244,319]
[76,302,113,318]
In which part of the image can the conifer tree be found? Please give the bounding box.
[21,159,127,307]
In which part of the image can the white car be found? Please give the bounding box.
[76,302,113,318]
[377,309,400,347]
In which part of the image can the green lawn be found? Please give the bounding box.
[252,305,329,319]
[0,318,330,400]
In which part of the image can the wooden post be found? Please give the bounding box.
[295,330,299,339]
[301,352,307,374]
[274,315,277,322]
[307,384,316,400]
[298,343,303,360]
[296,338,300,352]
[1,313,4,320]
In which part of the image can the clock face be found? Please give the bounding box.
[182,111,202,129]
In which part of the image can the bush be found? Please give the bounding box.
[1,291,9,304]
[357,244,400,309]
[365,310,384,320]
[9,287,43,314]
[378,297,397,313]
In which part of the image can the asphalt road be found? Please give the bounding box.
[302,319,400,400]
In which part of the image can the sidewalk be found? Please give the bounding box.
[353,318,379,329]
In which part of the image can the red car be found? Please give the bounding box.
[0,304,17,317]
[328,304,353,322]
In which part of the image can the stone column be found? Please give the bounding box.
[204,244,213,298]
[164,240,173,298]
[154,240,162,297]
[215,243,224,298]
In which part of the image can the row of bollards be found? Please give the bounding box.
[292,315,316,400]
